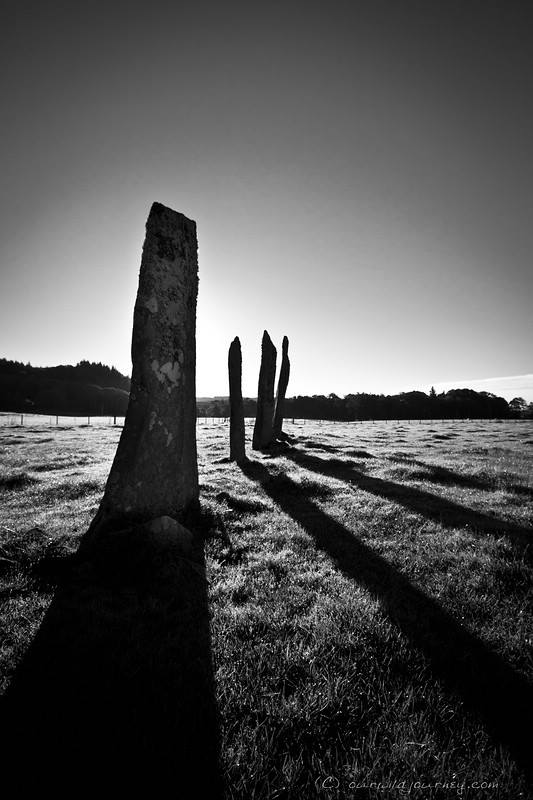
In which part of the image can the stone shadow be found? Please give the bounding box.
[215,490,268,515]
[240,458,532,782]
[0,521,223,796]
[388,454,533,498]
[301,439,343,453]
[344,448,376,459]
[285,449,533,553]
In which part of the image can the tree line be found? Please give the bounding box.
[199,388,533,421]
[0,358,130,390]
[0,358,130,416]
[1,357,531,420]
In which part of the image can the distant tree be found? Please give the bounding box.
[509,397,528,417]
[243,397,257,417]
[0,358,26,375]
[429,386,437,399]
[206,401,229,418]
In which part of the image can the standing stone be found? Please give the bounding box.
[228,337,246,463]
[252,330,277,450]
[273,336,290,439]
[87,202,199,537]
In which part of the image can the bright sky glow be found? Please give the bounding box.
[1,1,531,399]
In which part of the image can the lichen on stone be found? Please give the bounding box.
[145,296,158,314]
[151,359,181,387]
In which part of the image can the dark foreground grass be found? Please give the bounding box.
[0,420,532,798]
[1,527,221,795]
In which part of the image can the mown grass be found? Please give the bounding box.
[0,419,532,798]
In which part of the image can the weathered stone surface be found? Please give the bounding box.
[145,516,194,556]
[85,202,199,540]
[252,330,277,450]
[273,335,290,439]
[228,336,246,462]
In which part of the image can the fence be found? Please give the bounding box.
[0,412,126,427]
[1,413,274,427]
[0,412,527,428]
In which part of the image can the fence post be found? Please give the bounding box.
[20,414,23,426]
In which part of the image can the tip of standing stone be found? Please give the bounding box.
[262,331,275,350]
[148,202,196,229]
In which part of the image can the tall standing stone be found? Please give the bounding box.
[273,335,290,439]
[252,330,277,450]
[228,337,246,463]
[87,201,199,537]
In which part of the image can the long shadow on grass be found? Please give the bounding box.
[388,455,533,499]
[284,449,533,554]
[240,458,533,782]
[0,522,222,796]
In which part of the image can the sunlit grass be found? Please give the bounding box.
[0,418,532,796]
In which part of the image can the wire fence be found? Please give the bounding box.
[0,412,126,427]
[0,411,527,428]
[0,413,267,428]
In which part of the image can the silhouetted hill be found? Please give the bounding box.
[0,359,130,416]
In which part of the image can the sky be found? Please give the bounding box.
[1,0,532,401]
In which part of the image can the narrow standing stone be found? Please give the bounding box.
[228,337,246,463]
[87,202,199,537]
[252,330,277,450]
[273,335,290,439]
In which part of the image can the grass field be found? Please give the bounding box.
[0,418,532,798]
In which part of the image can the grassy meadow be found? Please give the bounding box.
[0,416,532,798]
